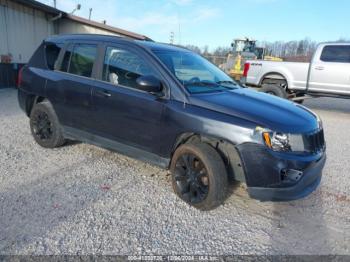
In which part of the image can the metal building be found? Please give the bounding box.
[0,0,150,87]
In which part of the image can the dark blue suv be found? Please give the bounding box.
[18,34,326,210]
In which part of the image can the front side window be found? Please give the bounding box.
[320,45,350,63]
[102,46,156,89]
[60,44,97,77]
[153,50,238,94]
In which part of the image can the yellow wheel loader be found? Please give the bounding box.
[223,38,282,82]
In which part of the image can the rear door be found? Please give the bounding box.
[48,41,99,131]
[308,45,350,95]
[91,43,167,154]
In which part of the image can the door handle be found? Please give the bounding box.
[314,66,324,71]
[96,90,111,98]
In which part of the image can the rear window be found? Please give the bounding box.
[320,45,350,63]
[60,44,97,78]
[45,43,63,70]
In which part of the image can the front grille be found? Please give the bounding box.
[305,129,325,153]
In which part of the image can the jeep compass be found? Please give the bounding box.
[18,34,326,210]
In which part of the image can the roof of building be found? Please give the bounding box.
[11,0,151,40]
[64,14,151,41]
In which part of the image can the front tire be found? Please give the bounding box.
[170,143,228,210]
[30,101,66,148]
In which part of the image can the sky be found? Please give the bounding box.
[38,0,350,50]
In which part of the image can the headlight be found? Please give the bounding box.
[262,131,306,152]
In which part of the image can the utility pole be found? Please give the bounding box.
[53,0,56,8]
[178,18,181,45]
[170,31,174,45]
[89,8,92,20]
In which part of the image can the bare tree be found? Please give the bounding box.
[184,38,346,64]
[185,45,202,54]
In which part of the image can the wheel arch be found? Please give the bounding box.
[25,95,48,116]
[171,133,246,182]
[259,71,288,87]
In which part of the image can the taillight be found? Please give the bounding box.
[243,63,250,77]
[17,66,24,88]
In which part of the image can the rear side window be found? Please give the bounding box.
[60,44,97,77]
[45,43,63,70]
[320,45,350,63]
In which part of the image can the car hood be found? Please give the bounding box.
[188,88,319,133]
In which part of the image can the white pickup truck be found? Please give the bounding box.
[243,43,350,101]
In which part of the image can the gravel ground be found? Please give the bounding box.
[0,88,349,255]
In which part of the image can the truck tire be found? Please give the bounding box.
[261,84,288,99]
[170,142,228,210]
[29,101,66,148]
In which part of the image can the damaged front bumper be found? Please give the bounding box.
[236,143,326,201]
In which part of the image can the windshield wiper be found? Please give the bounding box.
[185,81,219,87]
[216,80,237,86]
[185,80,237,91]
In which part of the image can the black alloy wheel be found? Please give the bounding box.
[170,143,228,210]
[173,153,209,204]
[32,111,53,140]
[30,101,66,148]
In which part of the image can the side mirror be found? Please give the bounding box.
[136,75,162,94]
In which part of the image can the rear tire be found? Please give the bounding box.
[261,84,288,99]
[30,101,66,148]
[170,143,228,210]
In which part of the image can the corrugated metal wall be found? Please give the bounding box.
[0,0,122,87]
[0,1,121,65]
[0,0,55,64]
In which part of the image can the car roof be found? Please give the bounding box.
[135,40,191,52]
[318,42,350,46]
[45,34,190,52]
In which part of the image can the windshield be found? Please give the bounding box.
[153,50,239,94]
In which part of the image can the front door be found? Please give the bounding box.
[308,45,350,95]
[91,44,166,154]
